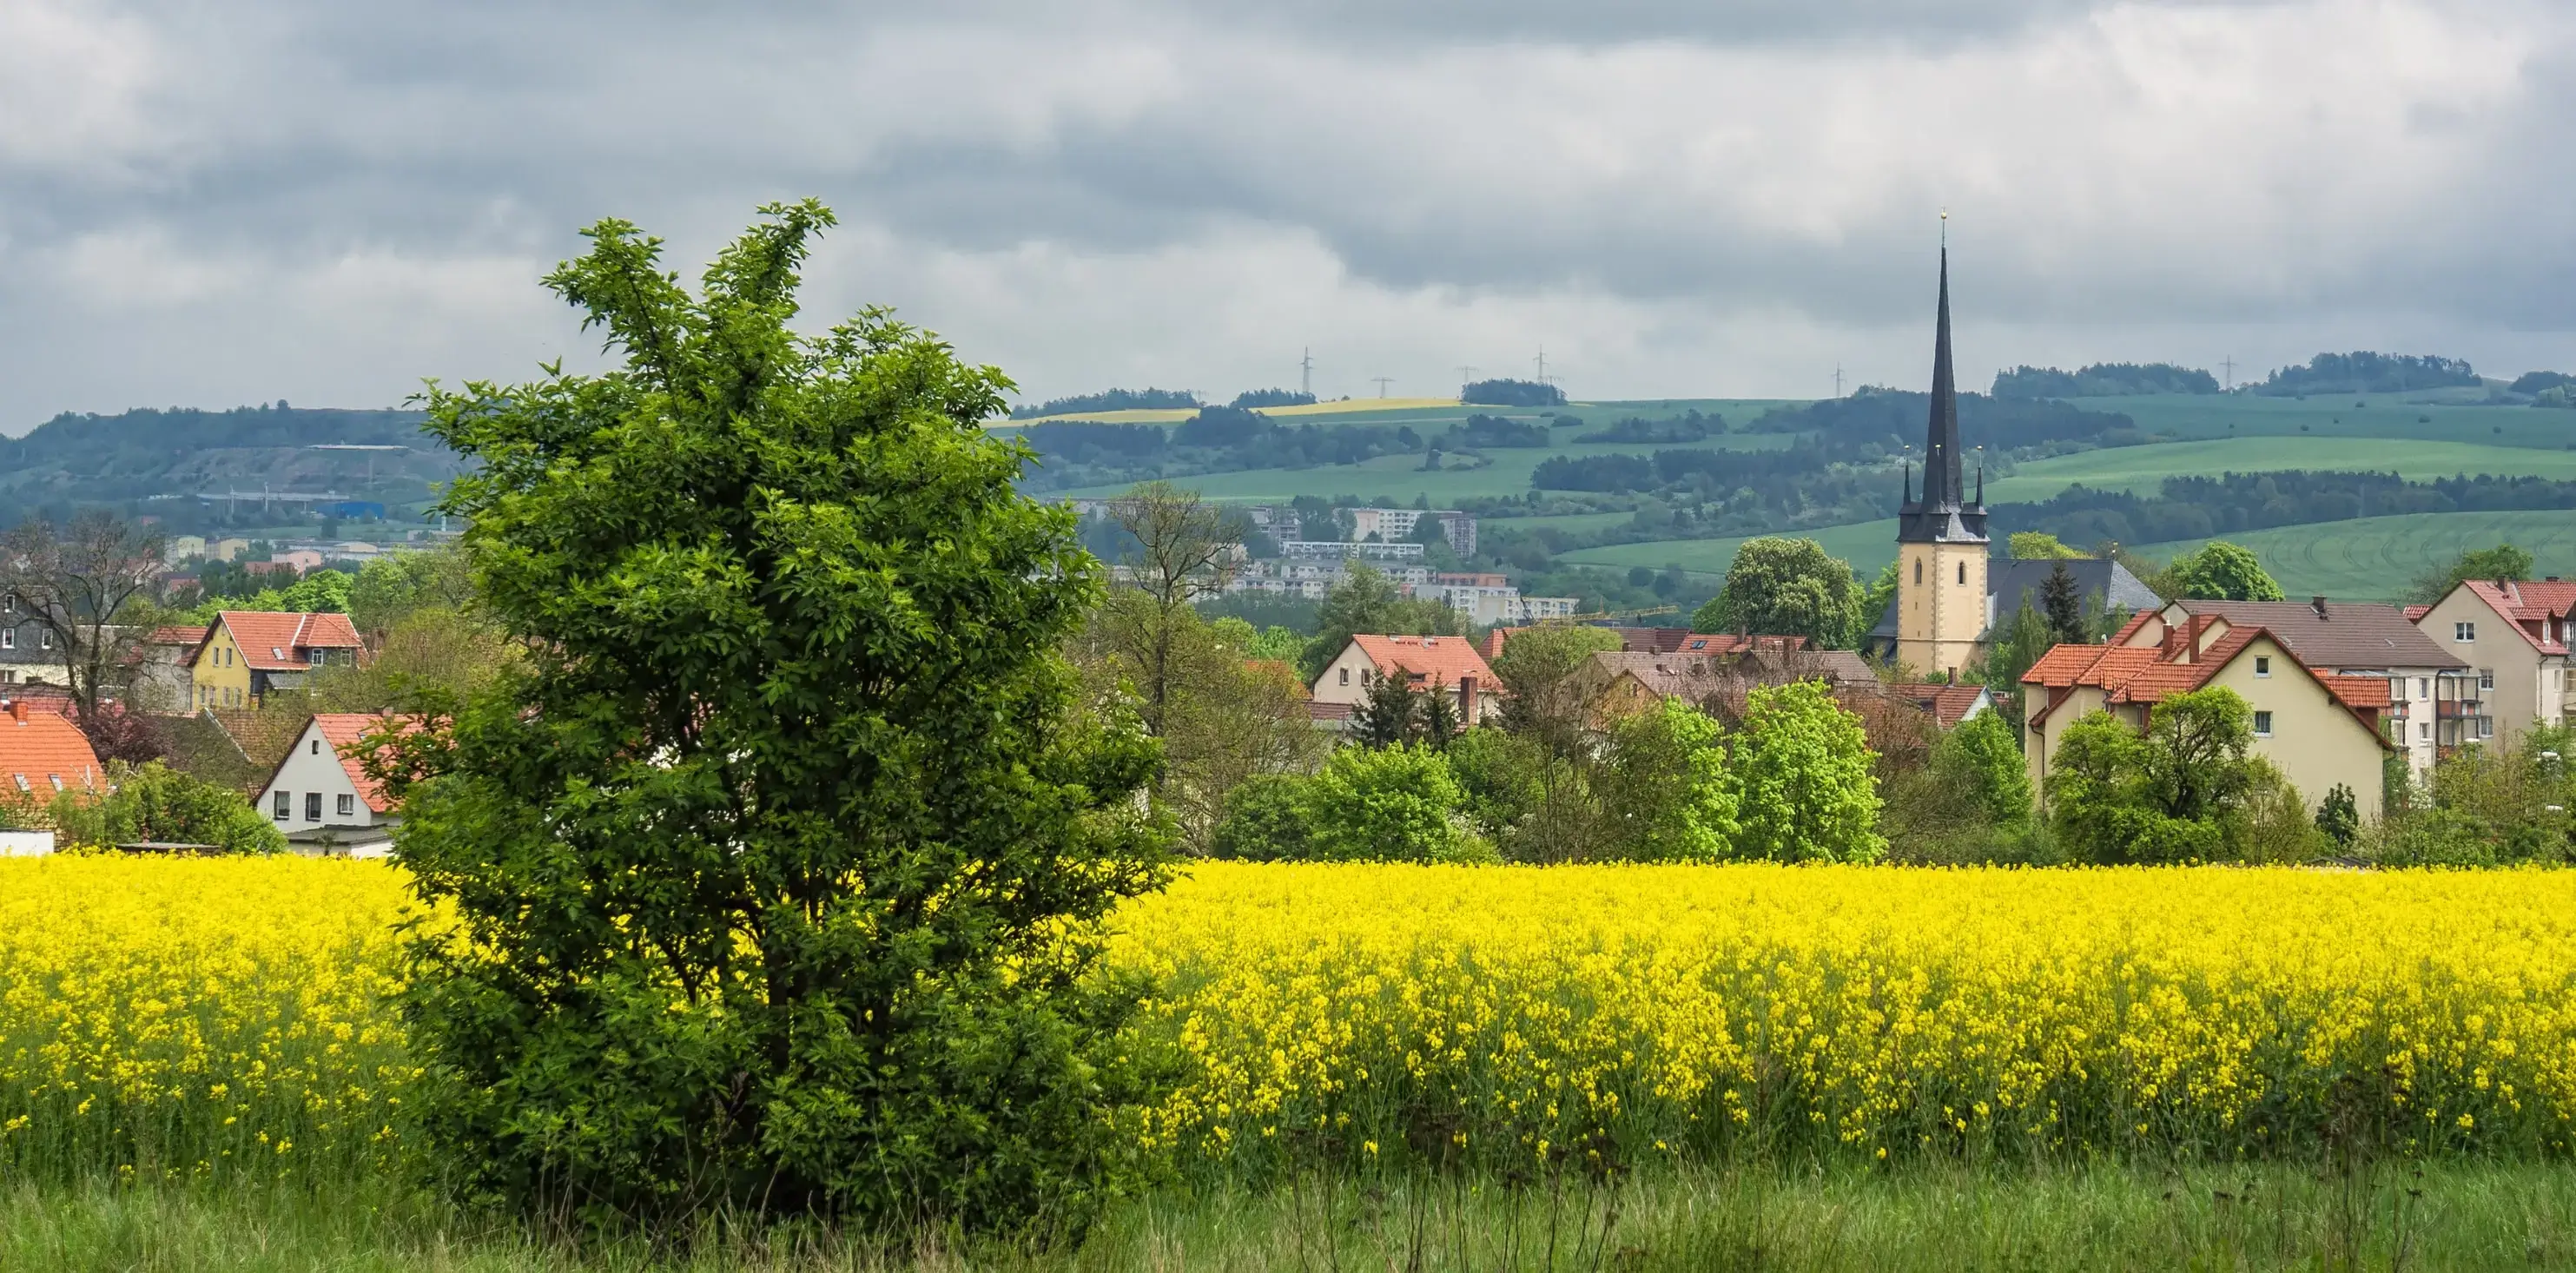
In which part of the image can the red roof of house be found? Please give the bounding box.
[2020,626,2390,746]
[217,611,364,671]
[2402,604,2433,623]
[1349,634,1500,689]
[305,713,419,814]
[0,702,104,796]
[2454,580,2576,655]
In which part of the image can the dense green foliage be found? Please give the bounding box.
[1014,413,1425,492]
[1692,537,1863,647]
[1010,386,1199,418]
[44,762,284,854]
[1992,470,2576,548]
[2407,543,2537,604]
[2509,371,2573,395]
[1460,378,1565,406]
[386,202,1171,1232]
[2167,542,2284,601]
[2254,352,2479,396]
[1727,682,1886,863]
[1576,409,1721,443]
[1228,388,1315,408]
[1991,362,2219,398]
[2043,689,2325,864]
[1436,413,1553,448]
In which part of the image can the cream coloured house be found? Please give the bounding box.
[1310,634,1503,727]
[2411,578,2576,753]
[254,713,413,856]
[2020,619,2394,822]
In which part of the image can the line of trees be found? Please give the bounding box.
[1008,386,1199,418]
[1991,363,2220,399]
[1991,471,2576,548]
[2253,352,2479,396]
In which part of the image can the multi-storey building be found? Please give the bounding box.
[2412,578,2576,752]
[2130,597,2466,776]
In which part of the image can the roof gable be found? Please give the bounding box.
[262,713,419,815]
[216,611,365,671]
[1347,634,1498,689]
[0,706,103,795]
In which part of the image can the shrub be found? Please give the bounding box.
[1301,744,1474,863]
[49,762,282,854]
[1729,681,1884,862]
[386,202,1171,1234]
[1207,773,1313,861]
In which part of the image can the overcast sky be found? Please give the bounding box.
[3,0,2571,431]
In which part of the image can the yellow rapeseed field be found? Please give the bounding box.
[7,857,2576,1185]
[0,856,416,1184]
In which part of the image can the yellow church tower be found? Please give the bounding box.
[1892,239,1991,677]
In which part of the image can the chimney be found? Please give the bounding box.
[1459,674,1478,725]
[2311,596,2329,620]
[4,700,21,723]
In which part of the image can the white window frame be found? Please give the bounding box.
[335,794,354,818]
[2254,656,2271,678]
[2253,710,2274,738]
[273,790,290,820]
[2480,669,2495,692]
[0,630,11,650]
[2456,621,2476,642]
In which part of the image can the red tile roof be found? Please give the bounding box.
[2019,626,2390,747]
[2455,580,2576,655]
[2402,604,2433,623]
[1348,634,1500,689]
[0,703,103,796]
[217,611,364,671]
[307,713,420,814]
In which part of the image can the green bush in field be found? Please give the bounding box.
[382,201,1171,1235]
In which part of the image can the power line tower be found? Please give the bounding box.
[2221,356,2235,391]
[1370,375,1395,398]
[1456,364,1478,394]
[1833,364,1845,398]
[1534,346,1549,385]
[1301,347,1314,398]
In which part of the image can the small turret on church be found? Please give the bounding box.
[1892,241,1991,677]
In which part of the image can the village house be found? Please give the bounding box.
[2411,578,2576,753]
[0,696,104,802]
[2020,619,2394,821]
[189,610,365,709]
[1310,634,1502,726]
[2126,597,2465,776]
[255,713,414,857]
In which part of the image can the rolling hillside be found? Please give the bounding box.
[0,405,462,531]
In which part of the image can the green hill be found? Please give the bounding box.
[0,405,461,531]
[2137,511,2576,602]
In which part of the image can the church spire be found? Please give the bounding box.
[1895,220,1988,546]
[1921,241,1963,511]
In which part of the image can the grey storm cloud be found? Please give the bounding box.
[1,0,2571,425]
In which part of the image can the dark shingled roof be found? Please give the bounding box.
[2167,599,2466,670]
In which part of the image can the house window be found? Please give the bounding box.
[1339,668,1350,686]
[0,630,11,650]
[2455,621,2476,642]
[336,794,353,817]
[2480,716,2496,739]
[2480,669,2495,692]
[311,739,321,755]
[1914,560,1923,585]
[273,790,290,820]
[2254,656,2271,678]
[2417,678,2428,698]
[1956,562,1966,585]
[48,776,63,792]
[2253,710,2274,737]
[2419,722,2431,741]
[36,630,50,650]
[309,648,323,666]
[304,792,321,821]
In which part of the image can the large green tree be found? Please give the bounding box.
[2166,542,2284,601]
[1728,680,1884,861]
[2406,543,2537,604]
[380,202,1170,1230]
[1692,537,1863,648]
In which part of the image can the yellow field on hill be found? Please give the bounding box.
[7,858,2576,1183]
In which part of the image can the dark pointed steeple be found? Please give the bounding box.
[1896,233,1989,545]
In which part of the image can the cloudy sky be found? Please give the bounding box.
[3,0,2570,430]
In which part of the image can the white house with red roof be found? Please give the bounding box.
[2413,578,2576,754]
[2020,617,2394,821]
[1311,634,1502,726]
[255,713,414,857]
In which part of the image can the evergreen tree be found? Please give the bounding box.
[1352,667,1423,748]
[2040,560,2086,645]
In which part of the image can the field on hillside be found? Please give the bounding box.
[1556,519,1903,580]
[2137,510,2576,600]
[1984,435,2576,503]
[1056,429,1798,503]
[2072,391,2576,448]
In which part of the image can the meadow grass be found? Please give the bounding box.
[1555,518,1902,579]
[13,1159,2576,1271]
[2137,510,2576,599]
[1981,435,2576,503]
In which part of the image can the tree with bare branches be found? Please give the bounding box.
[0,512,167,729]
[1106,481,1240,731]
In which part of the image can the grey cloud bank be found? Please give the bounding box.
[1,0,2570,429]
